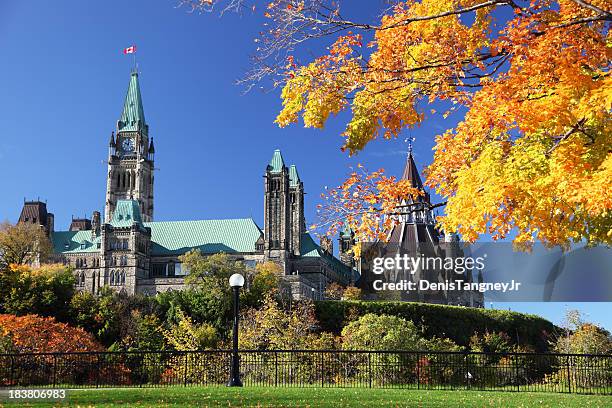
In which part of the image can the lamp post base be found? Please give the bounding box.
[227,377,243,387]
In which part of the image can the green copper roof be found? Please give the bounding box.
[339,222,353,238]
[52,230,100,254]
[110,200,144,228]
[144,218,263,256]
[299,233,354,279]
[118,72,146,132]
[289,165,301,186]
[267,149,285,173]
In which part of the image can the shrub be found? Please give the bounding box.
[315,300,556,352]
[0,313,103,353]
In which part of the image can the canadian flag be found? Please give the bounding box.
[123,45,136,54]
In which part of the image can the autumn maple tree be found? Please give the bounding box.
[188,0,611,248]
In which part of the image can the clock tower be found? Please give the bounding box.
[105,70,155,223]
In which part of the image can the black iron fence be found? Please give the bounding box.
[0,350,610,394]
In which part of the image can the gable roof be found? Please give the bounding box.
[118,71,146,132]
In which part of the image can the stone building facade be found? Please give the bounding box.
[19,70,354,299]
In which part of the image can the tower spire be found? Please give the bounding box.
[401,137,423,189]
[117,71,146,133]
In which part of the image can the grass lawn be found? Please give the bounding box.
[1,386,610,407]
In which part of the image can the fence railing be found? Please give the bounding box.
[0,350,610,394]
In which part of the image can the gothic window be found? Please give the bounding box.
[110,270,116,286]
[116,172,121,188]
[123,240,128,250]
[120,271,126,285]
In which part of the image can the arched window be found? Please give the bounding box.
[80,272,86,285]
[116,172,121,188]
[120,271,126,285]
[110,270,116,286]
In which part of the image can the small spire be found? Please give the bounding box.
[148,137,155,154]
[405,136,415,156]
[267,149,286,173]
[109,131,116,147]
[401,136,424,189]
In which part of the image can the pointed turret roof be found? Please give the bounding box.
[289,165,301,186]
[109,131,116,147]
[148,137,155,154]
[267,149,286,173]
[401,152,424,189]
[117,71,146,133]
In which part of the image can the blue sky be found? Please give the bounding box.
[0,1,609,330]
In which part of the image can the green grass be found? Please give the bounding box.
[1,386,610,407]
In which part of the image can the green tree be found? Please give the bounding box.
[178,251,246,332]
[0,264,74,321]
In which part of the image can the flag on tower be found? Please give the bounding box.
[123,45,136,54]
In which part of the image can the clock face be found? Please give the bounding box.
[121,138,135,153]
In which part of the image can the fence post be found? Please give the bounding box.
[95,354,100,388]
[275,352,278,387]
[9,355,15,387]
[514,354,520,392]
[183,353,188,387]
[416,352,420,390]
[368,353,372,388]
[320,352,324,387]
[465,352,470,390]
[52,354,57,388]
[566,355,572,394]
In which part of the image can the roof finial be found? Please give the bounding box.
[404,136,416,155]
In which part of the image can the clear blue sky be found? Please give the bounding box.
[0,1,609,330]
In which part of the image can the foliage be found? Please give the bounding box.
[324,282,344,300]
[0,222,52,267]
[178,251,244,330]
[554,310,612,355]
[111,312,166,352]
[162,309,218,351]
[188,0,612,248]
[470,331,514,354]
[316,300,556,352]
[243,261,284,306]
[0,264,74,321]
[342,286,362,301]
[0,313,103,353]
[239,293,334,350]
[341,313,422,351]
[69,290,105,335]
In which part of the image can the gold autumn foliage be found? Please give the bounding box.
[267,0,612,248]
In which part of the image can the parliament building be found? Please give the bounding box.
[17,70,481,306]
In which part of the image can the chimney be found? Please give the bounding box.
[92,211,101,239]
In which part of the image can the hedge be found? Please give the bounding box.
[314,300,558,352]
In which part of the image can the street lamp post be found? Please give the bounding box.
[227,273,245,387]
